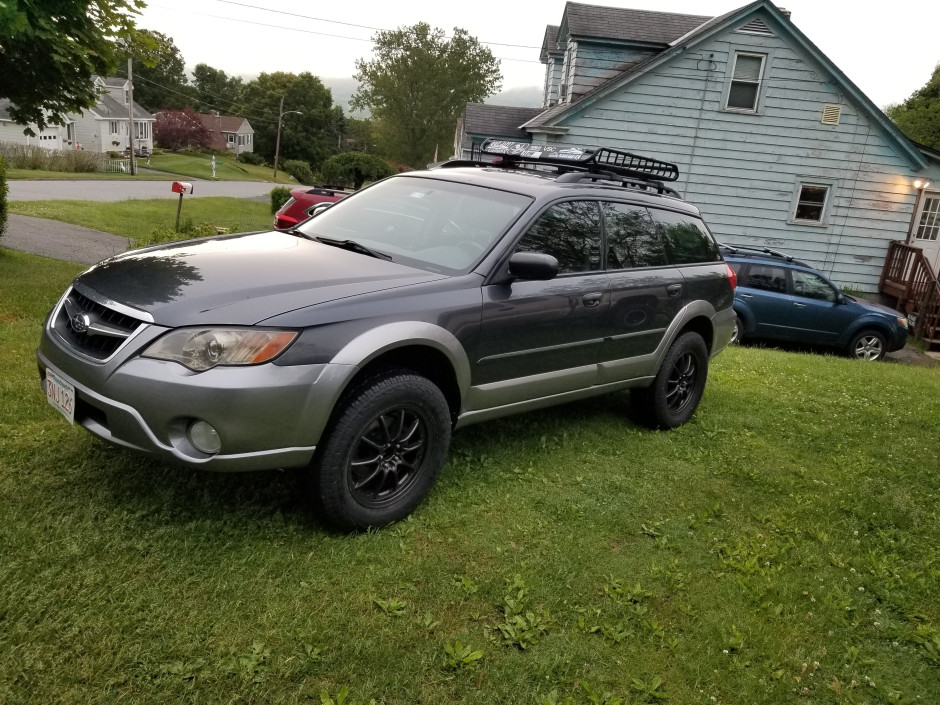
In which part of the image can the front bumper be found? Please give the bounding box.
[38,337,356,472]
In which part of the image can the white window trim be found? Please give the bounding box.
[788,178,836,227]
[724,51,768,114]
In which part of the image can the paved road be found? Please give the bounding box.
[7,179,276,201]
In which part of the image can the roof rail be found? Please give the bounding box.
[480,139,680,183]
[719,243,798,263]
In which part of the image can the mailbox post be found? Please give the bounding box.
[171,181,194,231]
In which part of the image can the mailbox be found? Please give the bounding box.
[171,181,194,194]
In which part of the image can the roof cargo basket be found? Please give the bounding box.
[480,139,680,183]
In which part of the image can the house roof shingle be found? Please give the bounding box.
[540,25,561,61]
[197,112,251,134]
[463,104,544,138]
[561,2,711,45]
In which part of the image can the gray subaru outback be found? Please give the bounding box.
[38,140,736,529]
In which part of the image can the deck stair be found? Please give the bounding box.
[880,241,940,349]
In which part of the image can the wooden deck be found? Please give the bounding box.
[880,241,940,349]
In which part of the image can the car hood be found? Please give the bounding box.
[75,231,447,327]
[846,296,904,319]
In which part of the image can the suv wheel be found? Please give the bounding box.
[633,332,709,429]
[730,314,744,344]
[848,329,886,361]
[306,370,451,530]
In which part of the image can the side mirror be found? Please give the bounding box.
[508,252,559,281]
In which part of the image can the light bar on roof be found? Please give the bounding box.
[481,140,596,162]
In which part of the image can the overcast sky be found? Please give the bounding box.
[138,0,938,109]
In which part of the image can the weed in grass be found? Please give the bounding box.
[442,640,485,671]
[372,597,406,617]
[580,680,627,704]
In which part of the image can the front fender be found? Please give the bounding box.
[331,321,472,398]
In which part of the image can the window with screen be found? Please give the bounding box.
[793,184,829,223]
[727,53,765,111]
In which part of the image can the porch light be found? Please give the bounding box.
[914,178,931,190]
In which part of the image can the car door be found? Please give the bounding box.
[476,200,609,399]
[776,268,856,344]
[596,201,681,382]
[736,262,797,339]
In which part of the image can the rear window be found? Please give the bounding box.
[650,208,721,265]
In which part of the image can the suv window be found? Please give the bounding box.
[650,209,721,265]
[741,263,787,293]
[602,202,667,269]
[791,269,837,302]
[516,201,602,274]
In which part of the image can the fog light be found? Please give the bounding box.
[188,420,221,454]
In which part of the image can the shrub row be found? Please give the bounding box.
[0,142,104,172]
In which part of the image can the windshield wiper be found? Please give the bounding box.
[313,236,392,261]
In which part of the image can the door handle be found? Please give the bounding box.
[739,293,753,299]
[666,284,682,297]
[794,303,806,308]
[582,292,603,307]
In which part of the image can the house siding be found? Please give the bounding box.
[567,42,657,101]
[553,19,920,291]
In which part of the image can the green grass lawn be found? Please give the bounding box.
[1,247,939,704]
[145,152,296,184]
[7,153,296,184]
[9,198,273,245]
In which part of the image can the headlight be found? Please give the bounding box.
[143,328,298,371]
[898,317,908,328]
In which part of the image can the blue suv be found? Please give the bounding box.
[722,245,908,360]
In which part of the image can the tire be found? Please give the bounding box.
[633,331,709,429]
[305,370,451,530]
[730,314,744,344]
[848,329,887,361]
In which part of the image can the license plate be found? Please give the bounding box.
[45,369,76,424]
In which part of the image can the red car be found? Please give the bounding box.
[273,186,350,230]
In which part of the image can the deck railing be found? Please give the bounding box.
[880,241,940,345]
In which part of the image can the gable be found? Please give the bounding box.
[532,0,924,170]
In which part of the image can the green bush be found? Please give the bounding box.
[320,152,395,190]
[270,186,292,214]
[0,155,7,240]
[281,159,315,185]
[237,152,265,166]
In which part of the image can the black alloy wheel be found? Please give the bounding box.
[307,370,451,530]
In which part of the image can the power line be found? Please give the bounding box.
[211,0,542,49]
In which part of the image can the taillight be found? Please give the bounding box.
[274,214,298,230]
[725,263,737,291]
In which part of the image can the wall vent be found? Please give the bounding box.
[737,18,774,35]
[821,105,842,125]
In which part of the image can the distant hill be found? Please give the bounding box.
[320,77,544,116]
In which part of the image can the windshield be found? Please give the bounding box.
[295,176,532,273]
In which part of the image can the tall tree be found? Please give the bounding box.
[117,30,196,111]
[887,63,940,150]
[238,72,344,169]
[352,23,501,167]
[192,64,245,114]
[0,0,143,131]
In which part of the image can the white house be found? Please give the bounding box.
[0,99,75,150]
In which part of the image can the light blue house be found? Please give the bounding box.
[457,0,940,302]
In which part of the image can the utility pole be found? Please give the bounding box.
[273,95,284,181]
[127,58,137,176]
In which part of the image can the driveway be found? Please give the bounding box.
[7,179,275,202]
[3,214,130,264]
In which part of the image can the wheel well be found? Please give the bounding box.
[679,316,714,352]
[354,345,462,424]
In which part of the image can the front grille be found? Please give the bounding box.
[52,289,147,360]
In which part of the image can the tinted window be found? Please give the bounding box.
[602,202,667,269]
[741,264,787,293]
[516,201,602,274]
[791,269,837,302]
[651,209,721,265]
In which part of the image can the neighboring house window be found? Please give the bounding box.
[726,53,765,111]
[227,133,235,144]
[109,121,119,134]
[915,196,940,242]
[792,183,830,223]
